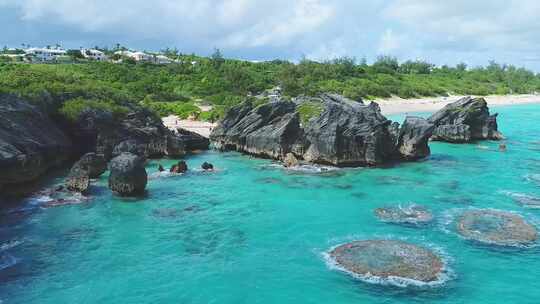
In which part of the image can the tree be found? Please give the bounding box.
[211,48,225,69]
[67,49,84,60]
[373,55,399,74]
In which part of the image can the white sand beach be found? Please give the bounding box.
[162,115,216,138]
[372,94,540,115]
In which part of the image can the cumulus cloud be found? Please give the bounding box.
[1,0,540,70]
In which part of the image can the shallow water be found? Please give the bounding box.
[2,104,540,303]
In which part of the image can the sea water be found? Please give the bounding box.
[1,104,540,303]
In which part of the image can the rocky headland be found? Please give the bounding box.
[210,93,435,167]
[0,93,209,197]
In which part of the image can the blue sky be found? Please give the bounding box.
[2,0,540,71]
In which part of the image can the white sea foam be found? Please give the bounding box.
[500,190,540,209]
[0,254,19,271]
[322,242,454,288]
[0,240,22,252]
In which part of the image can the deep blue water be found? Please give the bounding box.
[2,104,540,303]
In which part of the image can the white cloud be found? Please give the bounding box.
[378,29,406,54]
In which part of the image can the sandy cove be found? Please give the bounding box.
[372,94,540,115]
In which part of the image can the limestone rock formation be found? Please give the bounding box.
[0,94,72,191]
[329,240,444,284]
[396,117,435,160]
[66,164,90,193]
[457,209,537,246]
[429,97,503,143]
[74,152,107,178]
[210,93,434,167]
[374,204,433,225]
[108,152,147,196]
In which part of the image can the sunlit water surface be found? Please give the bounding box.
[2,104,540,303]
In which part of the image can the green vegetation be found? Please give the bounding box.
[0,53,539,122]
[297,102,324,124]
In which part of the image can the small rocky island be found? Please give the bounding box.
[211,93,435,167]
[375,204,433,225]
[429,97,503,143]
[329,240,444,284]
[210,92,503,167]
[457,209,537,247]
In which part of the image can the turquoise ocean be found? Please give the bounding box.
[2,104,540,303]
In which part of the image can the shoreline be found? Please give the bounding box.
[162,94,540,136]
[372,94,540,115]
[162,115,216,138]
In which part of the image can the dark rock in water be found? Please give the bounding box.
[396,117,435,160]
[211,93,434,167]
[457,209,537,246]
[74,153,107,178]
[329,240,444,284]
[108,153,147,196]
[375,205,433,225]
[170,161,188,173]
[174,128,210,151]
[0,94,72,190]
[283,153,299,167]
[201,162,214,170]
[428,97,503,143]
[66,164,90,193]
[503,192,540,209]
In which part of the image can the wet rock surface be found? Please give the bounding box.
[211,93,434,167]
[201,162,214,170]
[375,205,433,225]
[429,97,503,143]
[170,161,188,173]
[329,240,444,284]
[66,164,90,193]
[457,209,537,246]
[108,153,147,196]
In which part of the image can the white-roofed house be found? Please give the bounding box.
[25,47,67,62]
[82,49,109,61]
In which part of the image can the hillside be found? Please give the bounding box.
[1,55,539,122]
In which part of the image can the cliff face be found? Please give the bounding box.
[0,94,73,191]
[0,94,209,193]
[428,97,503,143]
[211,93,435,167]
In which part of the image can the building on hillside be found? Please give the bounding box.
[81,49,109,61]
[25,48,67,62]
[154,54,172,64]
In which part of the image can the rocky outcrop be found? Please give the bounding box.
[457,209,537,247]
[108,153,147,196]
[396,117,435,160]
[66,164,90,193]
[429,97,503,143]
[175,128,211,151]
[201,162,214,170]
[74,153,107,178]
[283,153,299,167]
[329,240,444,284]
[70,108,198,160]
[210,93,434,167]
[374,204,433,225]
[170,161,188,173]
[0,94,72,190]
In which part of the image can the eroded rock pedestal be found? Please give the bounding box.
[108,152,148,196]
